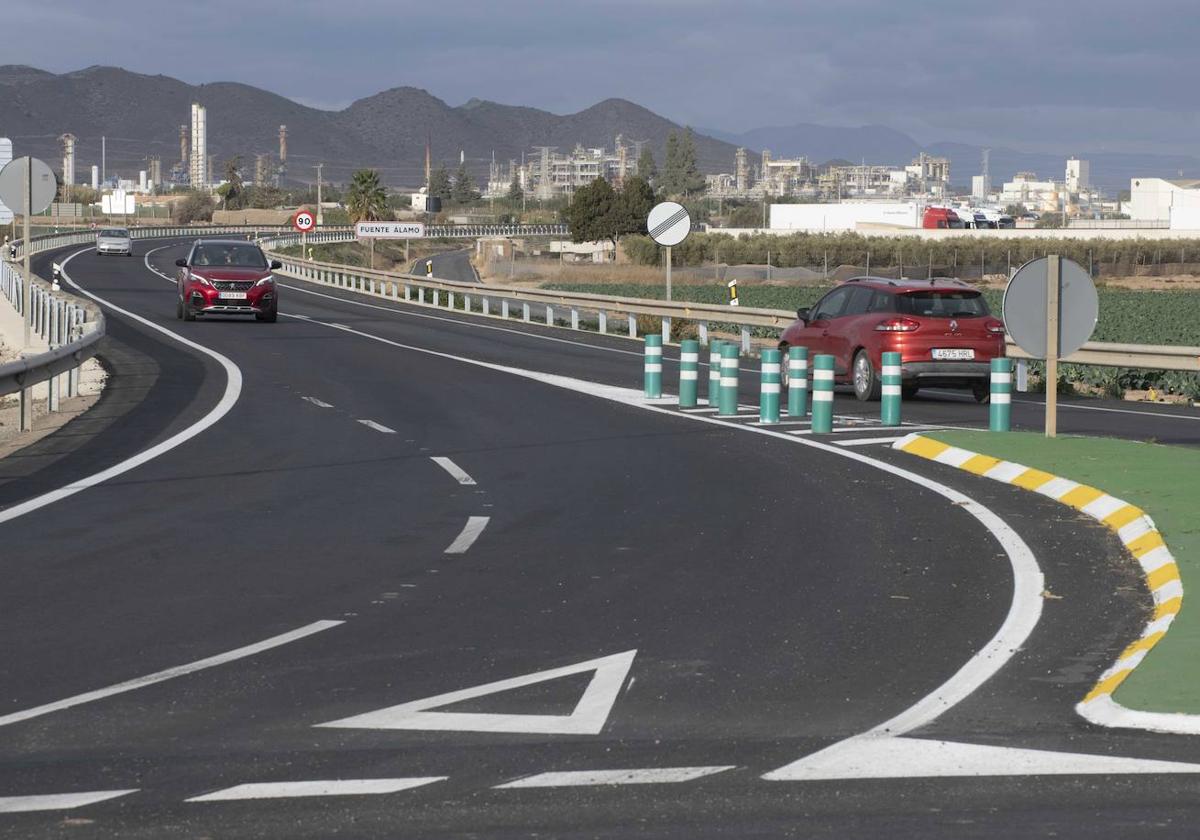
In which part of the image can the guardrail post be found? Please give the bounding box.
[20,385,32,432]
[881,351,902,426]
[464,294,472,312]
[523,303,531,322]
[741,326,751,355]
[598,311,607,334]
[502,299,510,319]
[571,308,579,330]
[679,339,699,408]
[447,292,455,309]
[662,316,671,345]
[811,354,835,433]
[433,290,441,307]
[644,334,663,398]
[418,287,425,304]
[482,297,490,316]
[698,322,708,345]
[990,358,1013,431]
[708,340,724,406]
[391,282,398,300]
[718,344,739,416]
[760,349,781,424]
[404,285,412,301]
[546,305,554,326]
[787,346,808,418]
[628,314,636,337]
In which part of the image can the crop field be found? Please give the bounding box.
[543,282,1200,398]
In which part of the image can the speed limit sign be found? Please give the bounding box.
[293,209,316,232]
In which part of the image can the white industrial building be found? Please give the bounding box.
[1127,177,1200,228]
[769,202,921,232]
[1066,158,1090,193]
[189,103,208,189]
[1001,172,1059,210]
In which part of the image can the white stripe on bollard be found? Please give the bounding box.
[761,363,781,374]
[882,365,902,376]
[761,383,781,394]
[992,393,1012,404]
[882,384,902,396]
[812,391,834,402]
[992,373,1013,383]
[813,370,835,381]
[680,371,698,380]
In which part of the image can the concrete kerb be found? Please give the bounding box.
[892,432,1199,735]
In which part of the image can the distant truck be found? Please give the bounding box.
[921,207,965,229]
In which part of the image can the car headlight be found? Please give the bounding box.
[192,273,213,287]
[255,275,276,287]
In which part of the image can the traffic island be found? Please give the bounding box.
[893,429,1200,732]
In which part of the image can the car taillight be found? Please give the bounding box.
[985,318,1005,334]
[874,317,921,332]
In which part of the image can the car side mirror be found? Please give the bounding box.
[175,258,188,267]
[270,260,282,270]
[796,307,810,322]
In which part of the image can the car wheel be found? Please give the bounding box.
[256,304,278,323]
[175,298,182,320]
[853,350,881,401]
[971,381,991,403]
[902,383,920,400]
[182,298,196,322]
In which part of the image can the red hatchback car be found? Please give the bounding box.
[779,277,1005,401]
[175,239,280,322]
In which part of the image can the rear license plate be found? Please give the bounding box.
[932,348,975,361]
[218,291,248,300]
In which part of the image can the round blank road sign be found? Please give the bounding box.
[0,157,57,216]
[647,201,691,247]
[293,209,316,232]
[1003,256,1098,359]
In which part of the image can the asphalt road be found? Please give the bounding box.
[1,238,1199,838]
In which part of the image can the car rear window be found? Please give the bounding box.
[192,243,268,268]
[897,291,989,318]
[99,229,128,237]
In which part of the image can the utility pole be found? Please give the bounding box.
[101,136,106,188]
[315,163,324,226]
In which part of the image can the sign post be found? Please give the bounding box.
[1003,255,1097,438]
[647,201,691,302]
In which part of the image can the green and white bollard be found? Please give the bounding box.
[679,339,700,408]
[787,345,808,418]
[760,349,781,424]
[718,344,739,416]
[707,340,724,406]
[880,351,902,426]
[644,334,663,398]
[811,354,835,433]
[990,357,1013,431]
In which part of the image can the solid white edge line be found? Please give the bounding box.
[187,777,446,802]
[430,456,477,485]
[444,516,490,554]
[0,620,343,727]
[834,436,913,447]
[357,419,397,434]
[0,246,244,526]
[494,767,736,789]
[0,790,139,813]
[281,312,1044,755]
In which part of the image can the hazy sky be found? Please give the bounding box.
[5,0,1197,154]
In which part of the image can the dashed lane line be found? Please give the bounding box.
[357,419,397,434]
[0,620,343,728]
[444,516,490,554]
[430,456,477,485]
[0,790,138,813]
[301,396,334,408]
[187,778,446,802]
[495,767,736,789]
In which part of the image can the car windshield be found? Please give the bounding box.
[192,243,268,268]
[897,290,990,318]
[99,229,128,237]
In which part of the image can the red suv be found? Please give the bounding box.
[175,239,280,322]
[779,277,1005,401]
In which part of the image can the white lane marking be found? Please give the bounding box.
[495,767,735,789]
[357,419,397,434]
[0,248,244,527]
[924,387,1200,422]
[281,313,1043,750]
[317,649,635,734]
[143,243,178,280]
[430,456,477,485]
[187,778,445,802]
[301,396,334,408]
[0,620,342,727]
[788,424,950,436]
[0,790,138,813]
[444,516,490,554]
[834,436,914,447]
[766,736,1200,781]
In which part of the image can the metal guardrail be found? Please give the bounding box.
[260,235,1200,374]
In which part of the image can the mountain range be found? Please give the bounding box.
[1,65,1196,193]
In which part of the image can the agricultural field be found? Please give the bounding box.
[543,282,1200,398]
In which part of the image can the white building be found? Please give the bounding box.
[189,103,208,189]
[1066,158,1090,194]
[1001,172,1059,210]
[1128,177,1200,225]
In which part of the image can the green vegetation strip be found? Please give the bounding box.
[929,429,1200,714]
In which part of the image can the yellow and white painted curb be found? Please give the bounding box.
[893,432,1199,735]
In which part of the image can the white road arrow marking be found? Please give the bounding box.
[187,778,445,802]
[764,736,1200,781]
[0,790,138,813]
[316,650,636,734]
[495,766,734,788]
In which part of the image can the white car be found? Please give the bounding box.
[96,227,133,256]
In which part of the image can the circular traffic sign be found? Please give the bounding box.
[647,201,691,247]
[1003,256,1098,358]
[0,157,57,216]
[293,209,316,232]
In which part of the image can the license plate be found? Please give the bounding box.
[932,348,975,361]
[218,291,247,300]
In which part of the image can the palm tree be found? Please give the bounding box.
[346,169,389,223]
